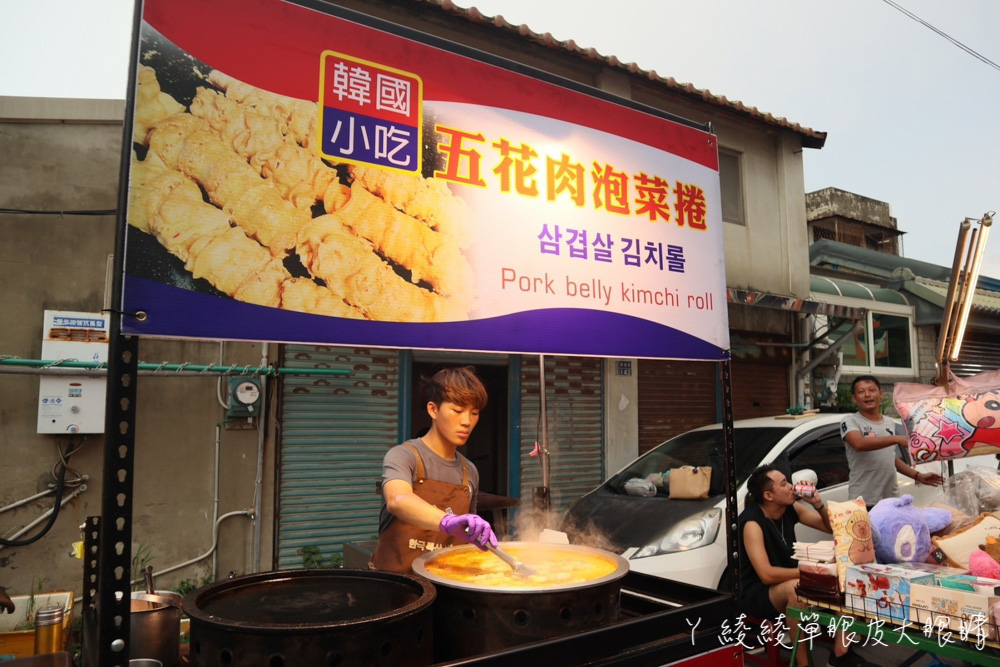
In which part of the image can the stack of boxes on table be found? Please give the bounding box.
[793,494,1000,641]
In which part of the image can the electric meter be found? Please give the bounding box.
[234,381,260,405]
[227,377,262,417]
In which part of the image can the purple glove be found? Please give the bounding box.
[438,513,498,550]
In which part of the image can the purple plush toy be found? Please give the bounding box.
[868,494,952,564]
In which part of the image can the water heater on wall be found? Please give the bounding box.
[36,310,110,434]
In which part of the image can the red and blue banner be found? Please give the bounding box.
[121,0,730,360]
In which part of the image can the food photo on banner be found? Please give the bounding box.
[121,0,729,360]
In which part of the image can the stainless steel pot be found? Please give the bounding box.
[412,541,629,661]
[181,568,436,667]
[130,592,181,667]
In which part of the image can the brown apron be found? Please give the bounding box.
[370,443,472,574]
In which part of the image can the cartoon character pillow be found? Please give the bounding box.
[868,494,952,564]
[894,369,1000,462]
[828,498,877,591]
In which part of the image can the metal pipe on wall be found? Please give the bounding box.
[0,357,350,377]
[148,510,251,582]
[252,343,268,573]
[0,486,87,552]
[211,420,227,579]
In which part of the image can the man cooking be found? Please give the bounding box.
[371,366,498,573]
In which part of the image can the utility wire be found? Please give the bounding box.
[0,207,117,216]
[881,0,1000,73]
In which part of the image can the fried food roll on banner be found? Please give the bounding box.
[207,69,473,249]
[190,87,335,209]
[190,85,473,303]
[345,165,472,250]
[147,113,308,254]
[133,65,185,144]
[129,156,362,319]
[209,70,316,149]
[323,184,473,302]
[298,215,467,322]
[129,156,285,307]
[279,277,367,319]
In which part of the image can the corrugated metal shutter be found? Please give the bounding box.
[519,356,603,512]
[731,362,790,419]
[730,330,792,420]
[637,360,717,455]
[950,331,1000,377]
[277,345,399,569]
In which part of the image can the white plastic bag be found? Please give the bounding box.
[624,478,657,497]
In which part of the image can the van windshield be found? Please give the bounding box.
[606,427,791,496]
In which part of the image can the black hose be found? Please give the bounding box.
[0,462,68,547]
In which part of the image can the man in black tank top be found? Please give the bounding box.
[739,465,873,667]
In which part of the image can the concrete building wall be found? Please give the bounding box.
[806,187,896,229]
[0,97,272,600]
[717,128,810,297]
[916,325,940,383]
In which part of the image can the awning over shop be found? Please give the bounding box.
[810,239,1000,331]
[727,286,865,320]
[899,275,1000,313]
[890,268,1000,330]
[809,276,910,305]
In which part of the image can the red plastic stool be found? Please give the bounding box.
[742,616,786,667]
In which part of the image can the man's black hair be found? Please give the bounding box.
[851,375,881,393]
[747,464,778,505]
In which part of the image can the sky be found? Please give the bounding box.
[1,0,998,279]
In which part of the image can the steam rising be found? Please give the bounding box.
[506,507,621,554]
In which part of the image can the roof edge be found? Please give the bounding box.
[427,0,827,148]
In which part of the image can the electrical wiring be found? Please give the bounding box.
[881,0,1000,73]
[52,436,88,487]
[0,437,86,546]
[0,454,68,547]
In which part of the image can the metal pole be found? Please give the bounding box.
[94,2,142,661]
[942,227,979,370]
[535,354,551,512]
[96,327,138,667]
[720,359,738,610]
[935,220,971,382]
[948,215,992,361]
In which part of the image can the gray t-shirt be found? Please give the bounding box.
[378,438,480,534]
[841,412,899,506]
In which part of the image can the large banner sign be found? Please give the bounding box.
[122,0,730,360]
